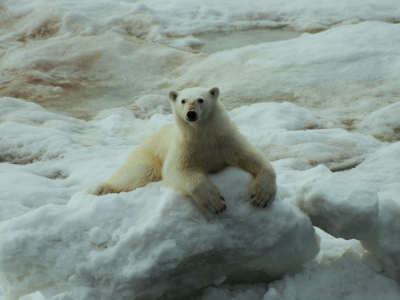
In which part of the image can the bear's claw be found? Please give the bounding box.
[203,193,227,215]
[249,177,276,208]
[88,183,113,196]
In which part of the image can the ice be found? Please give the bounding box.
[0,32,192,119]
[199,228,400,299]
[1,95,399,298]
[362,252,383,273]
[2,2,400,121]
[316,142,400,282]
[0,167,318,300]
[296,173,379,240]
[0,98,171,222]
[2,0,400,298]
[199,258,400,300]
[357,101,400,142]
[20,292,46,300]
[362,196,400,281]
[143,0,400,34]
[264,257,400,300]
[0,98,327,299]
[193,29,300,53]
[198,284,268,300]
[169,21,400,124]
[359,144,400,281]
[230,102,382,171]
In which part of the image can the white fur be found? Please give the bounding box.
[89,87,276,215]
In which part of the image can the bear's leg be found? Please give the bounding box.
[89,153,162,196]
[163,165,226,215]
[233,149,277,207]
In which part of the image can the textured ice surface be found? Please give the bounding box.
[2,0,400,123]
[199,257,400,300]
[1,0,400,298]
[264,257,400,300]
[193,29,300,53]
[356,102,400,142]
[360,143,400,282]
[170,22,400,125]
[0,167,319,299]
[297,173,379,240]
[1,96,399,298]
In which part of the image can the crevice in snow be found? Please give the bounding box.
[329,159,364,173]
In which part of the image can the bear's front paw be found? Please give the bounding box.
[88,183,113,196]
[249,177,276,208]
[193,189,227,215]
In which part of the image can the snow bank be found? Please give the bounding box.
[1,0,400,298]
[230,102,382,171]
[3,0,399,48]
[144,0,400,35]
[0,167,319,300]
[1,97,398,299]
[0,98,171,222]
[297,173,379,240]
[264,256,400,300]
[359,143,400,282]
[357,101,400,142]
[199,257,400,300]
[363,195,400,282]
[199,228,400,299]
[2,1,400,124]
[170,22,400,124]
[0,98,325,299]
[0,33,191,119]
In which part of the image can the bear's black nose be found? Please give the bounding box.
[187,111,197,121]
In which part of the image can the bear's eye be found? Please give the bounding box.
[181,99,186,104]
[198,98,204,103]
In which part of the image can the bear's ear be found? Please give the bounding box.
[209,87,219,99]
[168,91,178,101]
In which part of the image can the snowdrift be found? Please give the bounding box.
[0,168,319,299]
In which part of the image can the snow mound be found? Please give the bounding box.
[0,168,319,300]
[170,22,400,124]
[199,256,400,300]
[363,196,400,282]
[360,142,400,282]
[198,284,267,300]
[230,102,321,131]
[357,101,400,142]
[127,94,172,119]
[265,257,400,300]
[297,173,379,240]
[229,102,381,171]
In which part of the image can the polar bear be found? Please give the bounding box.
[90,87,276,214]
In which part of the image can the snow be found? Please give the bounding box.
[0,159,319,299]
[359,143,400,282]
[1,0,400,299]
[199,258,400,300]
[198,230,400,300]
[193,29,301,53]
[264,257,400,300]
[297,173,379,240]
[356,101,400,142]
[170,21,400,124]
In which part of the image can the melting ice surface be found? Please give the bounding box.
[1,0,400,299]
[193,28,301,53]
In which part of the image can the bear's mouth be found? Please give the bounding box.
[186,111,199,122]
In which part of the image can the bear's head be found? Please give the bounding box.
[168,87,220,124]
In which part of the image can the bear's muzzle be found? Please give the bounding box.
[186,111,198,122]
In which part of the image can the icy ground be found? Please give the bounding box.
[1,0,400,299]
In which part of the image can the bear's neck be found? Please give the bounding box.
[174,103,236,147]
